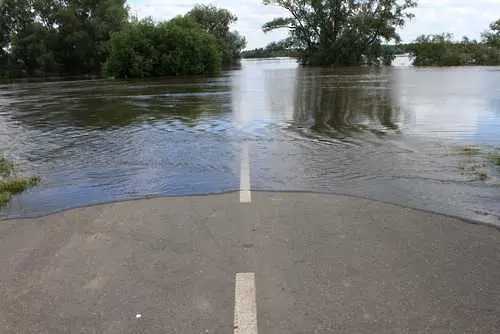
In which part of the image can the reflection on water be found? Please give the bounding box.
[293,67,400,141]
[0,59,499,224]
[395,67,500,145]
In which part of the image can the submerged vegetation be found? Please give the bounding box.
[491,155,500,166]
[0,157,14,176]
[104,17,222,78]
[452,146,500,182]
[242,41,297,59]
[408,32,500,66]
[261,0,417,66]
[384,19,500,66]
[0,1,246,78]
[0,157,40,207]
[1,0,498,72]
[256,0,499,67]
[453,146,483,156]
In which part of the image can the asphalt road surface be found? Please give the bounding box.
[1,192,499,333]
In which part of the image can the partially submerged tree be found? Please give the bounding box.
[0,2,246,78]
[241,40,297,58]
[262,0,417,66]
[187,5,246,66]
[409,30,500,66]
[104,17,221,78]
[0,0,129,76]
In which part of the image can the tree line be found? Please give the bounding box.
[407,20,500,66]
[377,20,500,66]
[241,41,297,59]
[2,0,499,74]
[0,1,246,78]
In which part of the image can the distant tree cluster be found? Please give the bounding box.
[0,2,246,78]
[408,20,500,66]
[241,41,297,59]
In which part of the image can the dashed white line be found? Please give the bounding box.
[234,273,258,334]
[240,142,251,203]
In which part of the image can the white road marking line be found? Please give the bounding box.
[234,273,258,334]
[240,143,251,203]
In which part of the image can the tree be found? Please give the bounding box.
[186,5,246,65]
[51,0,129,75]
[241,40,297,58]
[0,2,245,78]
[409,32,500,66]
[0,0,128,77]
[262,0,417,66]
[104,17,221,78]
[482,19,500,48]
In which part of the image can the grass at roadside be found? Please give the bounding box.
[0,157,15,176]
[490,155,500,166]
[0,156,40,207]
[452,146,500,181]
[0,192,11,206]
[452,146,482,156]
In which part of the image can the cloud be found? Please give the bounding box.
[127,0,500,49]
[401,0,500,42]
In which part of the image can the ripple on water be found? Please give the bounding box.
[0,62,499,224]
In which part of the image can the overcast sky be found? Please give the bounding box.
[127,0,500,49]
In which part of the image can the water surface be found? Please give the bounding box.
[1,59,499,224]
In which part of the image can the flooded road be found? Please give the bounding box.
[0,59,499,224]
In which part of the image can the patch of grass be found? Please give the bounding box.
[452,146,482,156]
[452,146,500,182]
[0,192,11,206]
[0,157,15,176]
[0,177,40,195]
[490,155,500,166]
[0,157,40,207]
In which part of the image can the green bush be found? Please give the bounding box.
[104,17,221,78]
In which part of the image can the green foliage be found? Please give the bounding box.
[380,45,397,65]
[0,192,11,207]
[0,177,40,195]
[104,17,221,78]
[0,156,40,207]
[452,147,500,181]
[262,0,417,66]
[482,19,500,49]
[103,19,157,78]
[1,2,244,78]
[0,157,15,177]
[490,155,500,166]
[0,0,129,77]
[242,40,297,58]
[409,29,500,66]
[186,5,247,66]
[453,146,482,156]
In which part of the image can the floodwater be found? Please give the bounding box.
[0,58,499,224]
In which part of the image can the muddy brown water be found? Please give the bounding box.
[1,59,499,225]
